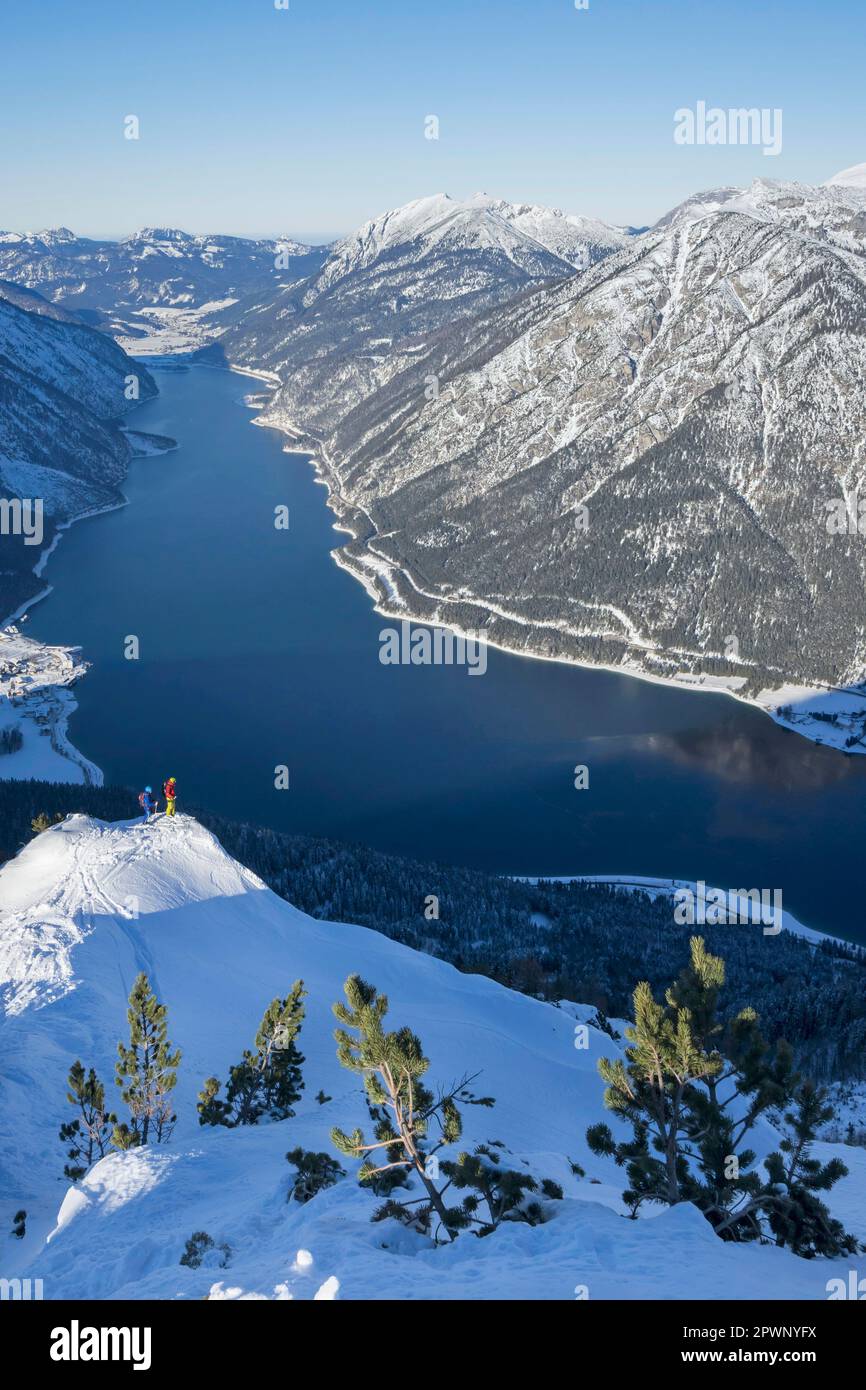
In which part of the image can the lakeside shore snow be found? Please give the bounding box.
[249,394,866,760]
[0,628,102,785]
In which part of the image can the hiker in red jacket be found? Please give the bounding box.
[163,777,178,818]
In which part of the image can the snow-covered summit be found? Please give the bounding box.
[34,226,77,246]
[1,814,862,1300]
[656,175,866,262]
[825,161,866,188]
[123,227,197,245]
[318,190,627,290]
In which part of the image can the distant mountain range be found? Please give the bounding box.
[0,226,328,317]
[0,226,330,354]
[4,173,866,738]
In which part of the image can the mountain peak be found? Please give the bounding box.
[127,226,196,244]
[824,160,866,188]
[35,226,76,245]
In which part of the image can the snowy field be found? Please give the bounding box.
[1,814,862,1301]
[0,628,101,784]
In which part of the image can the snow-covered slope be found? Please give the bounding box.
[1,814,861,1300]
[825,162,866,189]
[212,192,626,438]
[657,174,866,260]
[264,191,866,734]
[0,289,157,621]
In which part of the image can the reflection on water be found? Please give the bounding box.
[641,722,866,792]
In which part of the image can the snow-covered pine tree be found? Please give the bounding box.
[754,1081,857,1257]
[59,1060,116,1179]
[586,954,722,1213]
[285,1148,345,1203]
[197,982,306,1126]
[112,972,181,1149]
[586,937,859,1255]
[440,1143,563,1235]
[330,973,492,1241]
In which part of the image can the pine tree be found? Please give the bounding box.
[197,983,306,1127]
[59,1060,116,1180]
[440,1144,563,1235]
[285,1148,345,1203]
[666,937,795,1240]
[196,1076,231,1127]
[113,973,181,1148]
[179,1231,231,1269]
[586,956,722,1213]
[758,1082,857,1257]
[329,974,491,1242]
[586,937,859,1255]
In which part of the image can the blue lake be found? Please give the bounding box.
[25,365,866,942]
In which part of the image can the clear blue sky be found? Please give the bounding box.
[1,0,863,240]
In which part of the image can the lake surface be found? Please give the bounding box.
[25,365,866,942]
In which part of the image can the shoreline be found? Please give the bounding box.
[0,627,104,786]
[247,395,866,759]
[515,873,857,951]
[1,425,176,783]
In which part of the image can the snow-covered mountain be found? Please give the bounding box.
[825,162,866,189]
[225,177,866,730]
[0,287,158,621]
[316,192,629,287]
[211,192,628,436]
[1,813,861,1300]
[0,227,328,316]
[656,174,866,260]
[0,228,331,355]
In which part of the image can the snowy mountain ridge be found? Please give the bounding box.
[212,189,628,444]
[1,814,862,1301]
[219,172,866,746]
[318,192,629,288]
[0,227,332,355]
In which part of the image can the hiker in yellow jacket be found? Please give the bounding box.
[163,777,178,817]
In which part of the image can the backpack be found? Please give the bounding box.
[139,791,148,809]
